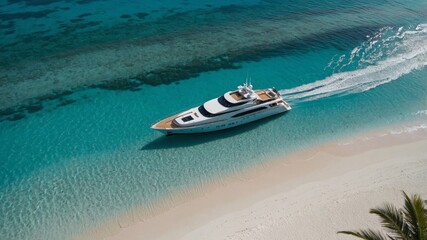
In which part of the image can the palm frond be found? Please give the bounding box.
[339,191,427,240]
[338,230,389,240]
[369,203,411,240]
[402,191,427,239]
[403,192,427,240]
[412,196,427,240]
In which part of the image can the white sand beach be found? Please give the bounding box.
[78,120,427,240]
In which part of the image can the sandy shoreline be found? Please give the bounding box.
[78,120,427,240]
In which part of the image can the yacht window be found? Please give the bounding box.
[267,91,276,98]
[198,105,215,118]
[217,96,247,107]
[182,116,194,122]
[232,107,267,118]
[198,105,239,118]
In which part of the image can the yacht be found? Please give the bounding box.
[151,83,291,135]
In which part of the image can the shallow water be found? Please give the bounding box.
[0,0,427,239]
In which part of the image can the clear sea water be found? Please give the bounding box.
[1,0,427,239]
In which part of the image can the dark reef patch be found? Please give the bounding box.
[0,21,15,30]
[7,113,25,121]
[0,107,20,116]
[91,55,240,91]
[7,0,58,6]
[0,42,18,50]
[38,90,73,101]
[134,12,148,19]
[94,78,142,91]
[0,90,76,122]
[218,4,243,13]
[150,25,372,87]
[95,24,377,90]
[68,21,102,30]
[1,23,378,106]
[40,35,54,41]
[1,1,406,68]
[167,9,176,14]
[120,14,132,19]
[4,30,15,35]
[58,20,103,35]
[76,0,103,5]
[34,29,51,35]
[78,13,92,18]
[70,18,84,23]
[57,98,76,107]
[138,56,240,86]
[22,35,39,43]
[26,103,43,113]
[0,9,57,20]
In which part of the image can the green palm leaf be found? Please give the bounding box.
[338,229,388,240]
[369,203,411,240]
[402,191,427,240]
[338,191,427,240]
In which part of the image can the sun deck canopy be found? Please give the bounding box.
[204,98,228,114]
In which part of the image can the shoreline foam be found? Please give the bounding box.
[77,119,427,240]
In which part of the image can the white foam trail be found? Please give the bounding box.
[280,24,427,103]
[389,124,427,135]
[414,110,427,116]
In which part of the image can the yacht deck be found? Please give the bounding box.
[255,90,275,101]
[231,90,276,101]
[230,91,244,101]
[153,115,179,129]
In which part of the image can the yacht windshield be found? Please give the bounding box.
[198,104,241,118]
[217,96,247,107]
[198,105,215,118]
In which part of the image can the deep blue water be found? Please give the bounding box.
[0,0,427,239]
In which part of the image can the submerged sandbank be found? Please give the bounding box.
[78,120,427,240]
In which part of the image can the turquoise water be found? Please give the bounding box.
[1,0,427,239]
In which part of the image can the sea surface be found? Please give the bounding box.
[1,0,427,239]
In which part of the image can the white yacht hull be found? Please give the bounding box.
[154,104,289,135]
[151,84,291,135]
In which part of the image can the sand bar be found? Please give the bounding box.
[78,120,427,240]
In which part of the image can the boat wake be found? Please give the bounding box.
[279,23,427,104]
